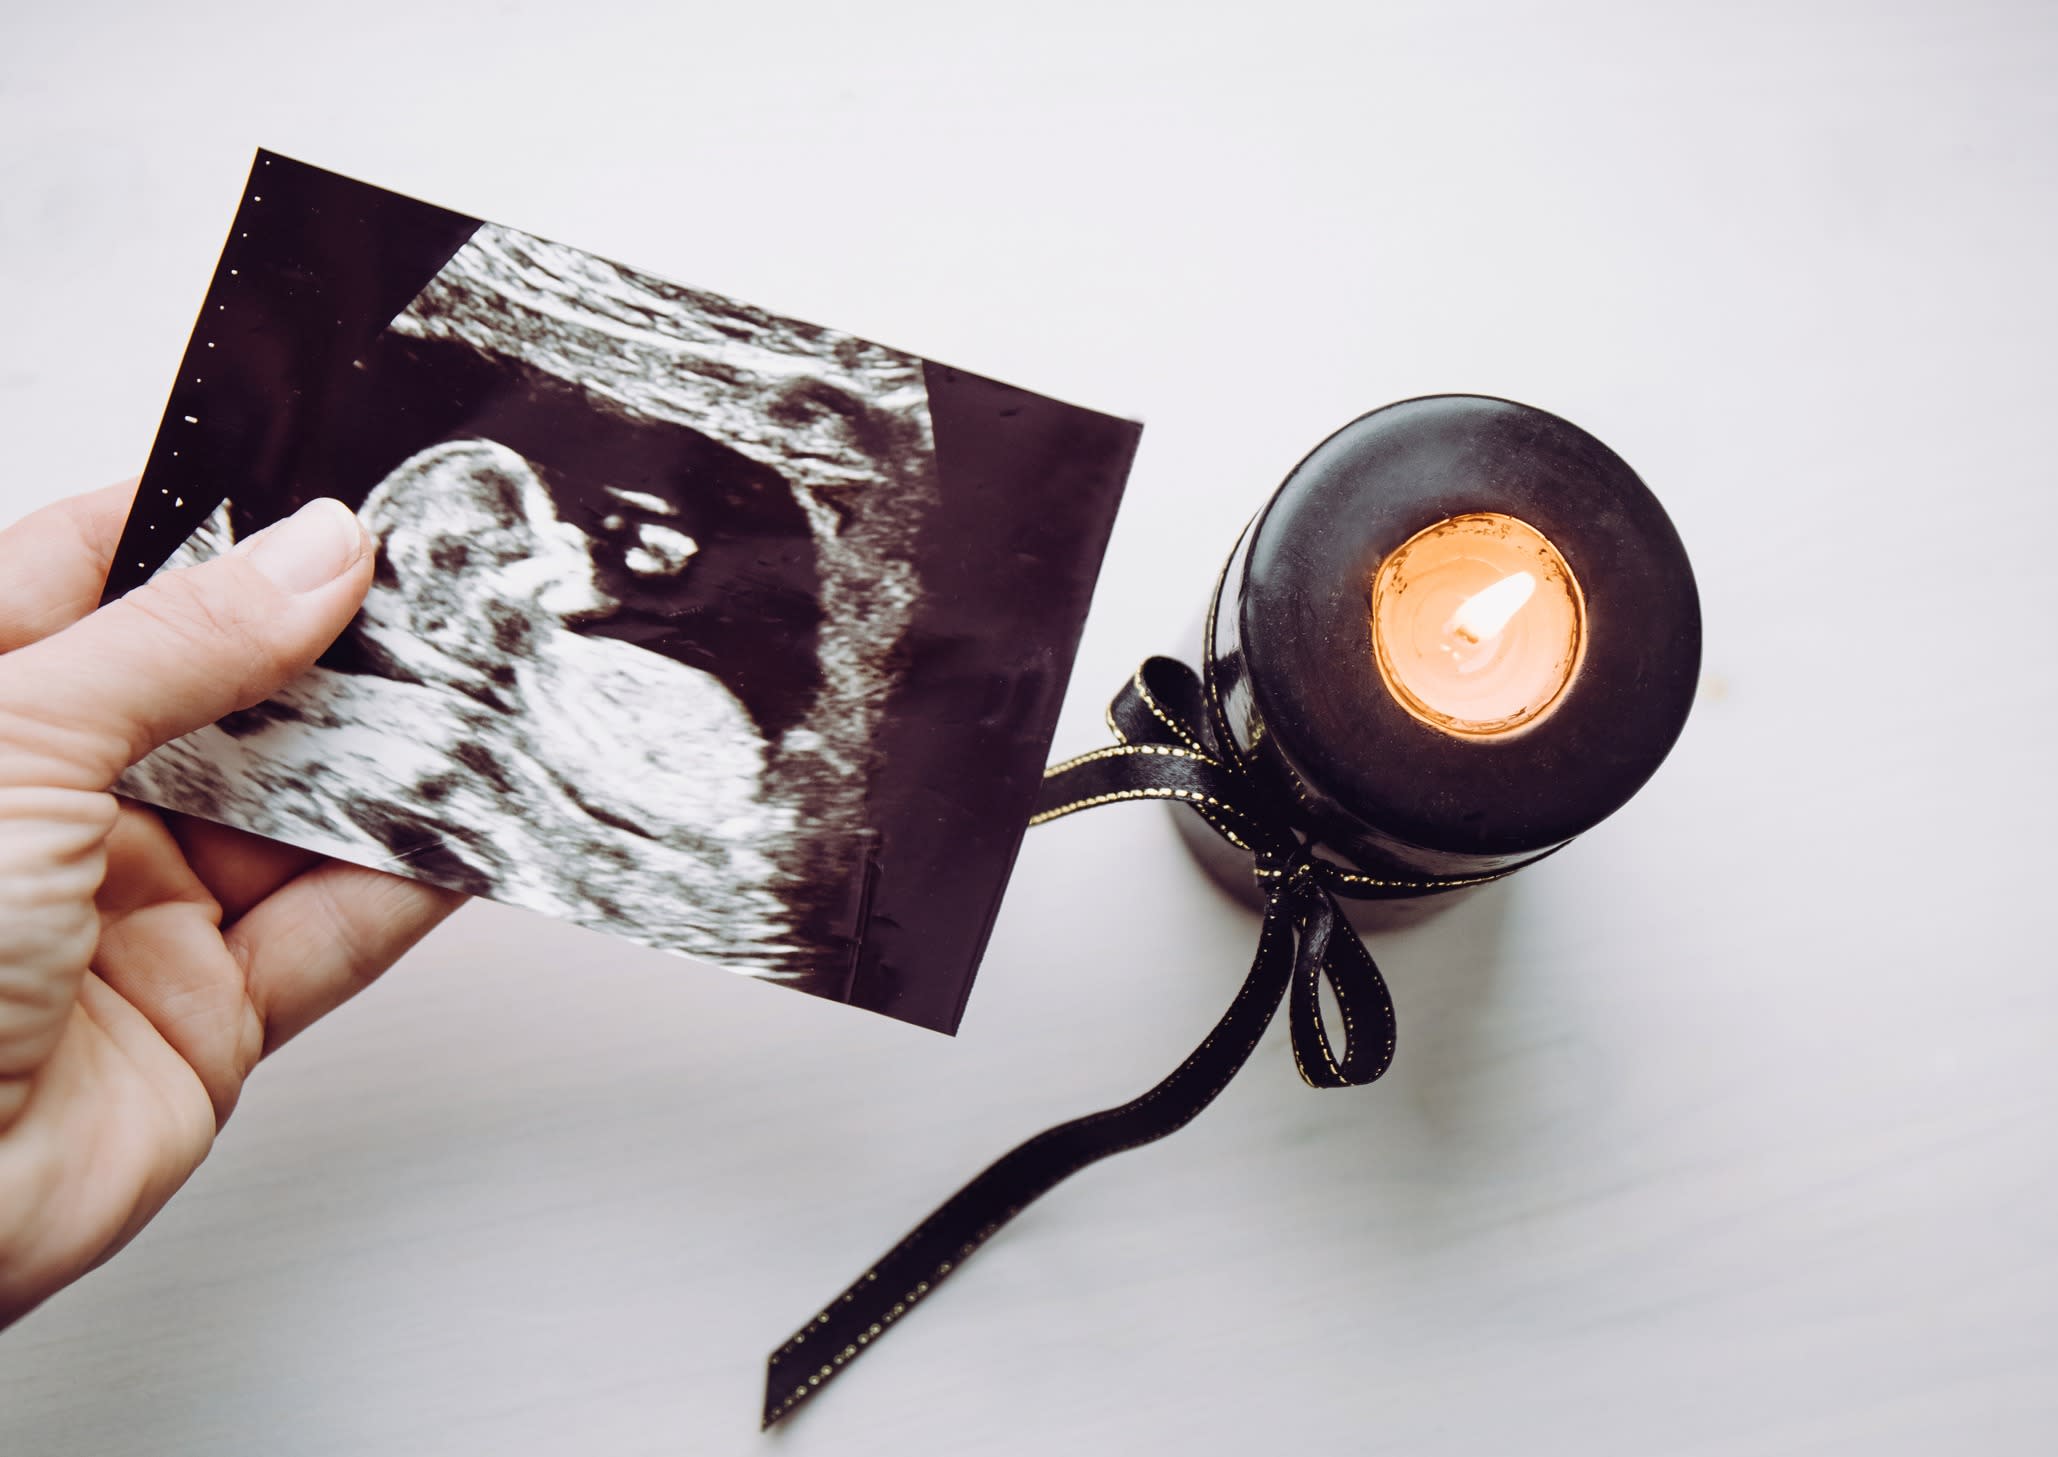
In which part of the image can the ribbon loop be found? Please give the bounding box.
[1108,656,1226,760]
[763,657,1494,1427]
[1285,887,1396,1089]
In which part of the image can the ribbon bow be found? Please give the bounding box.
[762,657,1497,1427]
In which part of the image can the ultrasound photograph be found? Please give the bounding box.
[104,152,1140,1032]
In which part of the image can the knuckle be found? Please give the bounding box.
[119,561,303,707]
[307,874,375,987]
[125,568,264,655]
[0,695,126,788]
[0,789,112,952]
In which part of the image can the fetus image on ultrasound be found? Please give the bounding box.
[119,220,941,990]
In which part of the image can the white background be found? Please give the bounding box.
[3,2,2054,1452]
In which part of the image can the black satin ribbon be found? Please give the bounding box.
[762,656,1499,1427]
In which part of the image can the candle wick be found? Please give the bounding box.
[1445,570,1538,644]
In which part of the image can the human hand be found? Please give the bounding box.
[0,483,464,1325]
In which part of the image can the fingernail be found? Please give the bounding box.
[242,498,367,593]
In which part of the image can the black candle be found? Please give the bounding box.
[1202,394,1700,885]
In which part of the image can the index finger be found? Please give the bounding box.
[0,480,139,655]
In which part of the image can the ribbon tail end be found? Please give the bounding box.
[761,1354,794,1430]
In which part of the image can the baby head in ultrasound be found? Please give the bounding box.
[354,441,616,703]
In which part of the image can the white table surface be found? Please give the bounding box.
[3,2,2054,1452]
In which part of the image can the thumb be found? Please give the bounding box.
[0,499,375,791]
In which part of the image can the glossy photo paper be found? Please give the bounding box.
[105,152,1140,1033]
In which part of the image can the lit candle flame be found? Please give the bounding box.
[1446,570,1538,645]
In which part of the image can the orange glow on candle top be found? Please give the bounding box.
[1370,513,1585,738]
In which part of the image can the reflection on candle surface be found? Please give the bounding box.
[1370,512,1584,738]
